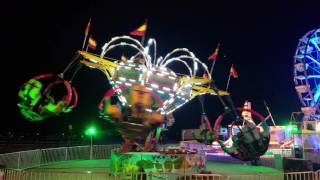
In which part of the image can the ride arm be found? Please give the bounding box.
[78,51,118,78]
[191,85,229,97]
[178,76,229,97]
[209,82,242,124]
[179,76,211,85]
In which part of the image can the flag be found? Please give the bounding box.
[85,18,91,37]
[82,18,92,50]
[130,19,147,37]
[230,64,238,78]
[88,36,97,50]
[208,43,220,61]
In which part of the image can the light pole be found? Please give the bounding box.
[68,124,72,146]
[87,127,96,160]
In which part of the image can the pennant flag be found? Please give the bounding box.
[82,18,92,50]
[208,43,220,61]
[88,36,97,50]
[230,64,238,78]
[130,19,147,37]
[85,18,91,37]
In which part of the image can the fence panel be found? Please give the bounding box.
[41,147,67,164]
[19,149,41,169]
[0,152,19,169]
[4,170,320,180]
[284,171,315,180]
[1,145,319,180]
[316,170,320,179]
[0,145,120,170]
[66,146,90,160]
[227,173,284,180]
[4,170,115,180]
[92,144,121,159]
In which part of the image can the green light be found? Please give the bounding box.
[85,126,97,136]
[89,128,95,134]
[286,124,298,133]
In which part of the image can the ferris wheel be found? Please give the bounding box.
[293,28,320,120]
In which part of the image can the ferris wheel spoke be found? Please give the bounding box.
[307,75,320,79]
[312,86,320,105]
[311,37,320,52]
[306,64,320,74]
[306,55,320,66]
[295,75,320,80]
[305,60,316,67]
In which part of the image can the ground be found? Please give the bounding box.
[32,159,282,175]
[31,159,111,173]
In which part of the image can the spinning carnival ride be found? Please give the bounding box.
[18,35,270,161]
[294,28,320,120]
[18,73,78,121]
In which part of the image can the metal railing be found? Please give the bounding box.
[316,169,320,179]
[1,170,221,180]
[2,170,320,180]
[0,145,319,180]
[0,144,120,170]
[284,171,317,180]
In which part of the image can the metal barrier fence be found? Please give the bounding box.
[2,169,320,180]
[283,171,316,180]
[0,144,121,170]
[316,170,320,179]
[0,145,319,180]
[0,145,295,170]
[0,170,254,180]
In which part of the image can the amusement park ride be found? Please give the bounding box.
[17,22,276,173]
[293,28,320,131]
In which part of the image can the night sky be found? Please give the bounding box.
[4,1,320,140]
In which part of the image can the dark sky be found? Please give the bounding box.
[4,1,320,139]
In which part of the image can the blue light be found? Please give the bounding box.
[312,86,320,107]
[307,75,320,79]
[306,55,320,66]
[295,75,320,80]
[311,37,320,52]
